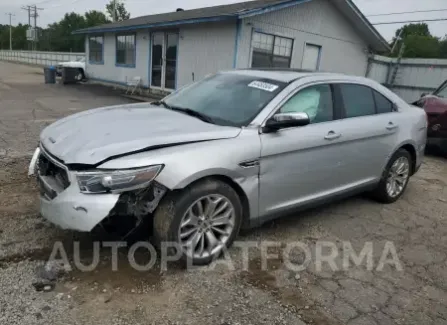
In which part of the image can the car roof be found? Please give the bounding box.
[225,68,365,83]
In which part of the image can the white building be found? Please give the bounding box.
[74,0,389,93]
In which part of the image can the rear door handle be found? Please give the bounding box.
[386,122,398,130]
[324,131,341,140]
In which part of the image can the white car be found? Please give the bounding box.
[56,57,86,80]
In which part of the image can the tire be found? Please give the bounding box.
[441,140,447,158]
[371,149,412,203]
[77,69,85,81]
[153,179,243,266]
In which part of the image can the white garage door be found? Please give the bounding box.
[302,44,322,71]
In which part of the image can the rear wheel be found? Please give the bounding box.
[153,179,243,266]
[371,149,412,203]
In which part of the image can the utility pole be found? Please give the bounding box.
[5,13,15,50]
[21,5,32,50]
[30,5,43,51]
[21,5,32,26]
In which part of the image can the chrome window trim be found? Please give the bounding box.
[252,77,400,130]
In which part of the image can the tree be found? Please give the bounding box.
[390,23,442,58]
[46,13,87,52]
[0,23,29,50]
[440,36,447,59]
[395,23,430,39]
[403,35,441,58]
[106,0,130,22]
[85,10,111,26]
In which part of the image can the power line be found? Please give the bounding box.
[43,0,87,10]
[367,9,447,17]
[372,18,447,25]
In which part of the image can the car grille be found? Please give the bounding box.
[37,150,70,200]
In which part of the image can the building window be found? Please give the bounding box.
[302,43,322,71]
[88,36,103,64]
[251,32,293,68]
[116,34,136,67]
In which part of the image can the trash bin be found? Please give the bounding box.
[61,67,79,85]
[43,67,56,84]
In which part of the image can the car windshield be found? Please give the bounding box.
[163,73,286,127]
[434,81,447,98]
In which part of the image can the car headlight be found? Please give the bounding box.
[76,165,163,194]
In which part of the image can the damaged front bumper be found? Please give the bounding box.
[29,147,166,232]
[40,184,120,232]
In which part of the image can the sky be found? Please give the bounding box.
[0,0,446,42]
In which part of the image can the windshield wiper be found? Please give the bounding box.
[152,100,171,109]
[170,106,215,124]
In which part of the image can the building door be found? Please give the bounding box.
[151,32,178,90]
[301,43,321,71]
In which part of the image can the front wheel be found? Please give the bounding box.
[371,149,412,203]
[153,179,243,266]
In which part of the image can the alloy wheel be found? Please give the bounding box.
[179,194,235,259]
[386,156,410,198]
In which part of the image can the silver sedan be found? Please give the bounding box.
[29,69,427,265]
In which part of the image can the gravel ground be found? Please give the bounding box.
[1,61,447,325]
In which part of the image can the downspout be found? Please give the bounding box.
[365,48,374,78]
[233,19,242,69]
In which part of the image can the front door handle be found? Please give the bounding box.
[324,131,341,140]
[386,122,398,130]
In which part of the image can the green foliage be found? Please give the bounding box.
[395,23,430,39]
[0,24,29,50]
[440,36,447,58]
[0,7,114,51]
[403,35,441,58]
[390,23,447,59]
[106,0,130,22]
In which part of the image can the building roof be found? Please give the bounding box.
[73,0,389,52]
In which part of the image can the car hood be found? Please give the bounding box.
[58,61,84,67]
[40,103,241,165]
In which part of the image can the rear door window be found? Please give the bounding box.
[373,90,394,114]
[339,84,376,118]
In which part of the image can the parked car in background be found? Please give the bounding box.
[413,80,447,156]
[29,69,427,265]
[56,57,86,80]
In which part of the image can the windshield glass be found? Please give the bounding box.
[434,81,447,98]
[163,73,286,127]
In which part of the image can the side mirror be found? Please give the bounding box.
[263,112,310,132]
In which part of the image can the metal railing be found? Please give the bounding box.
[0,50,85,67]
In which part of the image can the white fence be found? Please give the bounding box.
[1,50,446,103]
[368,55,447,103]
[0,50,85,67]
